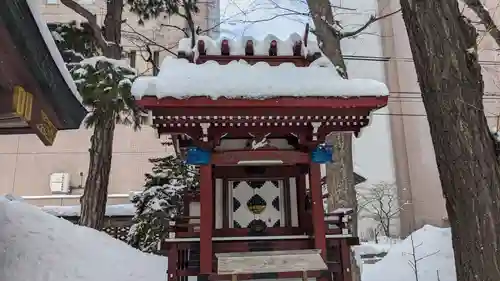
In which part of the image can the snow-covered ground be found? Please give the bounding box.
[42,203,136,217]
[362,225,456,281]
[0,196,167,281]
[0,195,454,281]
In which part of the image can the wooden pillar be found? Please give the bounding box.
[167,244,178,281]
[309,162,327,258]
[199,164,213,274]
[296,175,307,230]
[340,239,352,281]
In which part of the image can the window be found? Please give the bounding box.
[128,50,136,69]
[46,0,59,4]
[153,51,160,76]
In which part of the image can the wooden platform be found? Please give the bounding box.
[216,249,327,275]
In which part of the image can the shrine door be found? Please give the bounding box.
[229,180,285,229]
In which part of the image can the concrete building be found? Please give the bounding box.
[380,0,500,235]
[0,0,218,207]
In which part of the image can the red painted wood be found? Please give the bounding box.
[137,96,388,109]
[167,244,178,281]
[296,175,308,232]
[309,162,327,258]
[213,166,305,179]
[212,150,309,165]
[171,226,343,238]
[199,164,214,274]
[213,238,312,253]
[196,55,310,66]
[209,271,327,280]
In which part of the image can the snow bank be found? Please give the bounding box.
[42,204,136,217]
[132,57,389,100]
[362,225,456,281]
[0,197,167,281]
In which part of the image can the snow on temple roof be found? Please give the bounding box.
[132,57,389,100]
[26,0,83,103]
[177,33,321,57]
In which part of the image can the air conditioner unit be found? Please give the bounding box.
[49,172,71,194]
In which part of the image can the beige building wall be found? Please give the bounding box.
[0,0,216,207]
[379,0,500,235]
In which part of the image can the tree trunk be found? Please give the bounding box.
[78,0,122,229]
[79,118,116,229]
[399,1,500,281]
[306,1,358,280]
[103,0,123,59]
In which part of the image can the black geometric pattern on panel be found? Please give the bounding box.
[247,194,267,214]
[233,221,242,228]
[233,197,241,212]
[271,196,280,211]
[272,219,281,227]
[247,219,267,233]
[248,180,266,189]
[271,180,279,188]
[233,181,242,189]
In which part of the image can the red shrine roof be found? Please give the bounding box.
[132,34,389,138]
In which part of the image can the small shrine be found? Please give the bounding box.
[132,31,388,281]
[0,0,86,145]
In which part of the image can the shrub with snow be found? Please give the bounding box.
[128,155,199,252]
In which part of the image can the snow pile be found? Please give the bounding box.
[362,225,456,281]
[25,0,83,103]
[356,237,399,256]
[0,197,167,281]
[42,204,136,217]
[132,57,389,99]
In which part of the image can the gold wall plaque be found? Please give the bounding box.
[12,85,58,145]
[13,86,33,121]
[36,110,57,145]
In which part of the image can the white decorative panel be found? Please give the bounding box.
[289,177,299,227]
[230,180,283,228]
[215,178,223,229]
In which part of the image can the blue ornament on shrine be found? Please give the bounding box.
[311,144,333,164]
[185,147,211,165]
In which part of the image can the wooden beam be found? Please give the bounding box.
[213,165,305,178]
[309,163,327,259]
[216,249,327,275]
[199,164,214,274]
[138,96,388,110]
[296,175,308,231]
[211,150,309,165]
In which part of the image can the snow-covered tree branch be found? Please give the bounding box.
[128,155,199,252]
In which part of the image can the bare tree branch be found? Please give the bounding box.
[160,23,189,37]
[339,9,401,38]
[60,0,108,52]
[463,0,500,48]
[123,22,177,56]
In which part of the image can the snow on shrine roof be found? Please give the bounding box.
[26,0,83,104]
[177,33,321,57]
[132,57,389,100]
